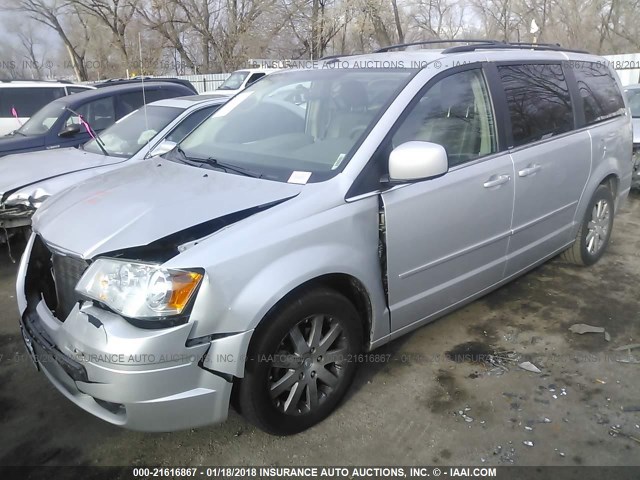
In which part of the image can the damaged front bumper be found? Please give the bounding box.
[0,204,34,229]
[16,235,253,432]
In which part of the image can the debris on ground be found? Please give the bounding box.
[518,361,542,373]
[523,441,534,447]
[595,378,607,384]
[613,344,640,364]
[568,323,611,342]
[613,344,640,351]
[621,406,640,412]
[609,426,640,445]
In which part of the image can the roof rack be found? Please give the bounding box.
[373,39,589,55]
[374,39,503,53]
[0,78,75,83]
[442,42,589,54]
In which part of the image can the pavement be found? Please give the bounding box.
[0,193,639,467]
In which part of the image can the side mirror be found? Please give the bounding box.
[59,124,81,138]
[388,141,448,182]
[148,140,177,158]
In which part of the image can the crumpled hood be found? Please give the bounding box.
[633,118,640,145]
[0,148,122,200]
[34,160,303,258]
[0,134,45,156]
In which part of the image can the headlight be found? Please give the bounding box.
[75,258,203,319]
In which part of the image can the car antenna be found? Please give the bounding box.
[139,32,151,149]
[65,106,108,156]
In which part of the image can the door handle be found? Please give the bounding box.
[518,164,542,177]
[483,174,511,188]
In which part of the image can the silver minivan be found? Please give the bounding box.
[16,42,633,435]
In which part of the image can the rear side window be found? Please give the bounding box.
[573,62,625,124]
[498,64,574,147]
[118,88,184,117]
[246,73,266,87]
[0,87,65,118]
[165,105,218,143]
[118,91,146,117]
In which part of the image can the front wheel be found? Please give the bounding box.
[562,184,614,266]
[238,287,362,435]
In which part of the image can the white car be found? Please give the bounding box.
[214,68,279,96]
[0,95,227,233]
[0,80,95,136]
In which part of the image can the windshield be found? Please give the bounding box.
[17,100,66,136]
[174,68,416,183]
[83,105,182,157]
[625,88,640,117]
[218,71,249,91]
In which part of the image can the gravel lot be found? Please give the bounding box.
[0,193,639,468]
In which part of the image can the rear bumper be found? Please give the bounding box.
[19,301,235,431]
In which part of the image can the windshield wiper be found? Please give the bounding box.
[172,148,262,178]
[65,107,109,156]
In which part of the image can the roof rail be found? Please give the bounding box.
[442,42,589,54]
[374,39,503,53]
[0,78,75,83]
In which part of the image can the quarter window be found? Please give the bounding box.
[0,87,65,118]
[392,68,497,167]
[573,62,625,124]
[498,63,574,147]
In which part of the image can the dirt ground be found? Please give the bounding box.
[0,193,639,468]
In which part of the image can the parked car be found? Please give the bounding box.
[623,84,640,188]
[0,95,226,236]
[214,68,279,96]
[16,42,632,435]
[0,80,95,136]
[93,77,198,95]
[0,82,195,158]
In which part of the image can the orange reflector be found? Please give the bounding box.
[168,272,203,311]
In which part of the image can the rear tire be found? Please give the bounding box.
[238,287,362,435]
[562,185,614,266]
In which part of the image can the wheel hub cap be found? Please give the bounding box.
[586,199,610,255]
[268,315,348,416]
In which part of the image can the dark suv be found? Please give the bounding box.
[0,82,195,157]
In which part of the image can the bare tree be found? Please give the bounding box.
[2,0,89,80]
[68,0,139,68]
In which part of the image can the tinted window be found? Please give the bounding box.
[498,64,574,147]
[0,87,65,118]
[246,73,266,86]
[118,91,145,116]
[625,88,640,118]
[392,69,497,166]
[573,62,625,124]
[119,88,183,116]
[65,97,115,131]
[165,106,218,143]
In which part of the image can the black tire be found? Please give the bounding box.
[238,287,363,435]
[562,184,614,266]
